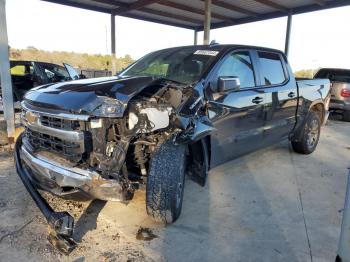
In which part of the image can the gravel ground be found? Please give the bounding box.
[0,118,349,262]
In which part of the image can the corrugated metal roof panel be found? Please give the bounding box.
[42,0,350,30]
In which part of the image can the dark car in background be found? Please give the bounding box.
[314,68,350,121]
[0,61,80,110]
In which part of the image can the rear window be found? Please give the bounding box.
[315,69,350,83]
[258,52,286,85]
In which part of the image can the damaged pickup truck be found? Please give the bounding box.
[15,45,330,252]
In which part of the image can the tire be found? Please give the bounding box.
[146,140,186,224]
[291,111,321,154]
[343,111,350,122]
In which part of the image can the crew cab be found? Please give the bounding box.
[314,68,350,121]
[15,45,330,252]
[0,61,81,110]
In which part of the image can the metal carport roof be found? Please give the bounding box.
[42,0,350,30]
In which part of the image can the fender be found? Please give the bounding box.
[175,115,215,144]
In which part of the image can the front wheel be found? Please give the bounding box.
[146,140,186,224]
[291,111,321,154]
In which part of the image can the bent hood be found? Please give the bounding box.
[23,76,158,116]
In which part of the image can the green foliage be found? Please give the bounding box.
[9,48,134,72]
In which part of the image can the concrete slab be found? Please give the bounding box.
[0,119,349,261]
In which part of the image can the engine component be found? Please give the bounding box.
[128,106,172,132]
[134,144,147,175]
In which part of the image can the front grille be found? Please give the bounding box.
[24,129,83,160]
[40,115,81,131]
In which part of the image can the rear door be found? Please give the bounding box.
[207,49,266,167]
[255,50,298,143]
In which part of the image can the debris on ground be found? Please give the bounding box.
[136,227,158,241]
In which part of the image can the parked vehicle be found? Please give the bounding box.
[15,45,330,251]
[0,61,81,110]
[314,68,350,121]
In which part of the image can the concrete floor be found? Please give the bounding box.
[0,119,349,262]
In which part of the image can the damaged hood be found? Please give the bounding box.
[23,76,164,116]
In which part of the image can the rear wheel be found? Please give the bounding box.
[146,140,186,224]
[343,110,350,122]
[291,111,321,154]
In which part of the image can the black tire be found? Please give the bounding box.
[146,140,186,224]
[291,111,321,154]
[343,111,350,122]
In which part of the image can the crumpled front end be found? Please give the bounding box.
[17,101,135,201]
[16,78,206,202]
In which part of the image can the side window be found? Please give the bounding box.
[214,51,255,90]
[258,52,286,85]
[10,65,27,76]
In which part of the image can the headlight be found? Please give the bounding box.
[92,96,124,117]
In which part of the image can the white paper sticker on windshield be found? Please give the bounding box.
[194,50,219,56]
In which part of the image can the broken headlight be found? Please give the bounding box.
[92,97,124,117]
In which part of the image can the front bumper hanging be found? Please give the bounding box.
[14,133,76,254]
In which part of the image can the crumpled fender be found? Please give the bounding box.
[175,115,214,144]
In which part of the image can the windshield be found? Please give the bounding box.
[119,47,221,84]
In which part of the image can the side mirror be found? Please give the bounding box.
[218,76,240,93]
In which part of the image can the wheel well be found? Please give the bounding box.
[310,103,325,123]
[187,136,210,186]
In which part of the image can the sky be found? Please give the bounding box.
[5,0,350,71]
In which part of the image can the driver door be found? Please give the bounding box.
[63,63,80,80]
[207,50,266,167]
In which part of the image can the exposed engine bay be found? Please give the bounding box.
[87,83,192,196]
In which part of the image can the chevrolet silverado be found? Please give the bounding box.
[15,45,331,252]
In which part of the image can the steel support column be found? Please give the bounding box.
[337,169,350,262]
[203,0,211,45]
[0,0,15,141]
[194,29,198,45]
[111,13,117,75]
[284,13,293,57]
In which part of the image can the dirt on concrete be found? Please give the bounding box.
[0,119,349,262]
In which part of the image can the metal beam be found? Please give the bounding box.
[114,0,160,14]
[111,13,117,75]
[89,0,128,8]
[159,0,234,22]
[284,13,292,57]
[203,0,211,44]
[209,0,258,17]
[118,12,195,29]
[252,0,289,12]
[138,7,203,24]
[194,30,198,45]
[337,169,350,262]
[0,0,15,141]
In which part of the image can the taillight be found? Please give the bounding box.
[341,89,350,98]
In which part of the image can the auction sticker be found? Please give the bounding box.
[194,50,219,56]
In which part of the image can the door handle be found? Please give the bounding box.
[252,96,264,104]
[288,92,296,98]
